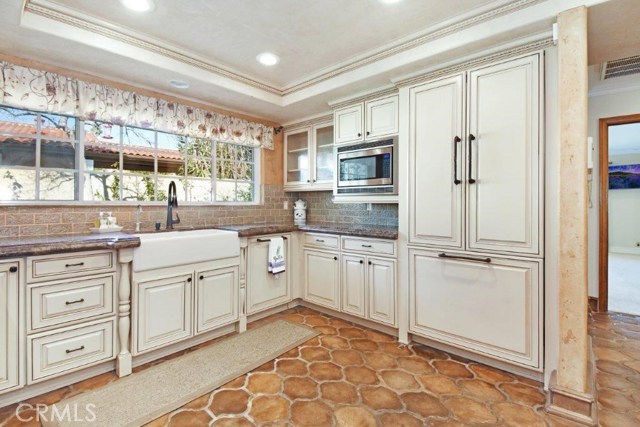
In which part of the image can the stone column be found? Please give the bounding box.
[546,6,594,425]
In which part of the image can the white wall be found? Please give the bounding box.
[608,153,640,254]
[587,88,640,296]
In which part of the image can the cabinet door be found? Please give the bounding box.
[334,104,364,144]
[312,122,335,189]
[409,75,464,249]
[341,255,366,318]
[0,261,19,394]
[304,250,340,310]
[196,266,238,334]
[368,257,396,326]
[246,238,290,314]
[136,273,193,353]
[467,54,540,255]
[409,249,541,369]
[285,128,311,186]
[365,95,398,139]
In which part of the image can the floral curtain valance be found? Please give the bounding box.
[0,61,274,149]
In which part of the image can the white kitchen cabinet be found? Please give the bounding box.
[365,95,399,140]
[0,261,20,394]
[334,94,398,145]
[340,252,396,326]
[195,266,238,334]
[467,55,540,255]
[409,249,541,369]
[136,273,193,353]
[246,236,290,314]
[408,54,541,256]
[368,257,396,326]
[303,249,340,310]
[409,74,464,248]
[334,104,364,144]
[341,254,366,317]
[284,122,334,191]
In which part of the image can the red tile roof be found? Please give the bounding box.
[0,121,184,161]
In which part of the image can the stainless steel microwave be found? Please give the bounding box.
[334,137,398,196]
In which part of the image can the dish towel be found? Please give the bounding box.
[268,237,286,274]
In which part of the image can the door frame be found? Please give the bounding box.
[598,113,640,312]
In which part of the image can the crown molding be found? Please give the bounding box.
[23,0,544,100]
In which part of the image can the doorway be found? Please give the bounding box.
[599,114,640,314]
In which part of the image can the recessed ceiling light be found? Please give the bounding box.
[256,52,280,66]
[119,0,155,12]
[169,80,189,89]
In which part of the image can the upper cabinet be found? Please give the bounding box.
[334,94,398,145]
[284,121,334,192]
[408,54,541,256]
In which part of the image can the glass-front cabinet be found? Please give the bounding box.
[284,121,334,191]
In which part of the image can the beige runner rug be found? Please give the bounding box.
[42,320,318,427]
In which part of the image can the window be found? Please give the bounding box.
[0,105,259,203]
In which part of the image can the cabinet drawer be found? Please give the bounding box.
[28,320,115,383]
[342,237,396,256]
[27,251,115,283]
[29,275,115,332]
[303,233,339,249]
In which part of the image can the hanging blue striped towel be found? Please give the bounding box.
[268,237,286,274]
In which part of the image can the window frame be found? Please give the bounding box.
[0,105,262,205]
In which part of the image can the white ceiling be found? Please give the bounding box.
[0,0,620,124]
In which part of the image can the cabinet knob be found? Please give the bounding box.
[307,180,311,183]
[333,256,338,261]
[368,261,372,265]
[313,179,316,182]
[359,260,364,264]
[187,277,192,282]
[357,133,362,137]
[9,266,17,273]
[199,275,204,280]
[366,131,370,136]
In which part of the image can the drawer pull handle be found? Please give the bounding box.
[65,345,85,354]
[65,298,85,305]
[65,262,85,268]
[257,236,288,242]
[316,239,325,243]
[438,253,491,263]
[361,244,373,248]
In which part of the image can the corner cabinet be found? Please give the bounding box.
[0,261,20,394]
[334,94,398,145]
[284,122,334,191]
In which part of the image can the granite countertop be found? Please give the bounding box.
[216,223,398,240]
[0,223,398,258]
[0,233,141,258]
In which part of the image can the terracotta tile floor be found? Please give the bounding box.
[590,311,640,427]
[2,307,638,426]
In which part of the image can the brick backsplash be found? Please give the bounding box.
[0,185,297,238]
[0,188,398,238]
[296,191,398,228]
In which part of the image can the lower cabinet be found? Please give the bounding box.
[246,236,291,314]
[136,273,193,353]
[196,266,238,334]
[409,249,541,369]
[0,261,20,394]
[341,254,396,326]
[304,249,340,310]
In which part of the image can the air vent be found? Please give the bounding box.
[602,55,640,80]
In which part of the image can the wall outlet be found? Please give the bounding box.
[283,200,289,210]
